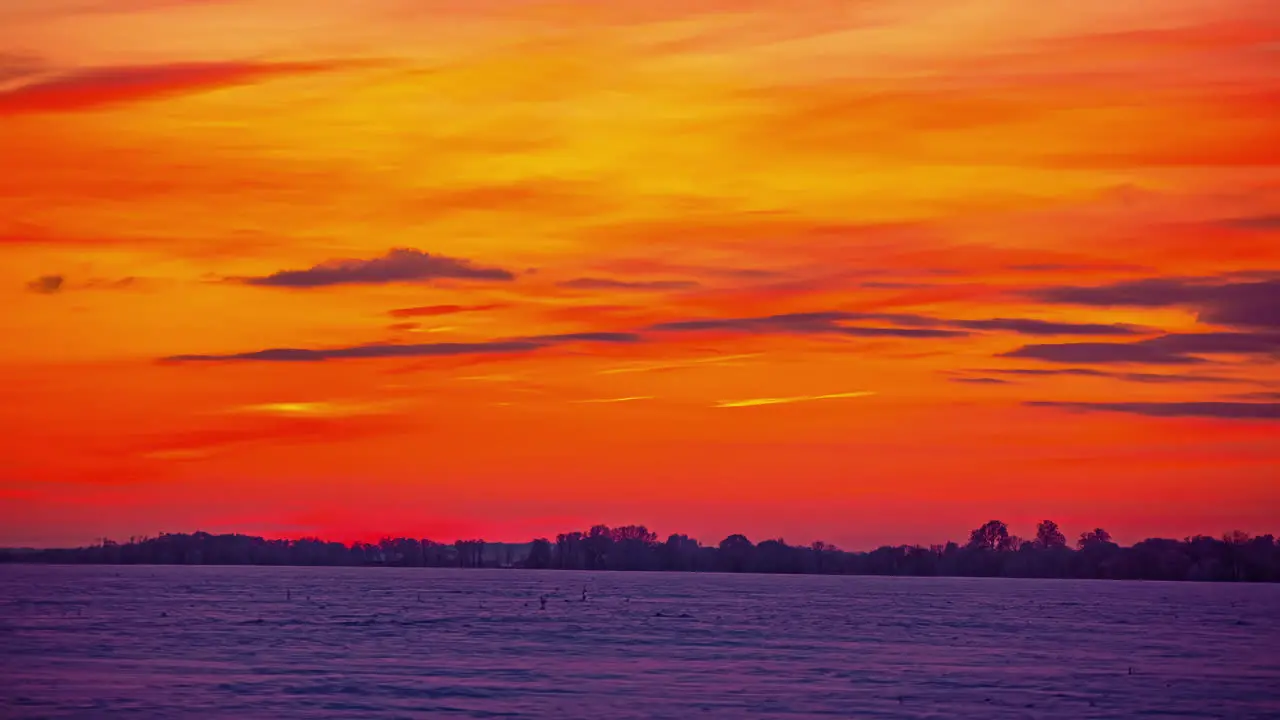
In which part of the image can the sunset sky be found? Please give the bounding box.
[2,0,1277,549]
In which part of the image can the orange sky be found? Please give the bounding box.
[2,0,1277,549]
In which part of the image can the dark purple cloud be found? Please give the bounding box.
[1143,332,1280,355]
[649,311,1137,340]
[951,377,1013,385]
[559,277,701,291]
[243,248,514,288]
[1007,263,1147,273]
[1001,342,1202,365]
[0,60,351,115]
[1229,391,1280,401]
[951,318,1140,336]
[1027,401,1280,420]
[649,313,965,339]
[25,275,63,294]
[1003,331,1279,365]
[976,367,1235,384]
[1032,276,1279,329]
[164,332,639,363]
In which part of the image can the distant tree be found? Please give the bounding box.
[660,534,701,571]
[811,541,833,573]
[1034,520,1067,549]
[967,520,1012,551]
[718,534,755,573]
[1077,528,1113,549]
[526,538,553,569]
[7,521,1279,583]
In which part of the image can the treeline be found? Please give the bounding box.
[3,520,1278,582]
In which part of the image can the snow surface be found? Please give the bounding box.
[1,566,1278,719]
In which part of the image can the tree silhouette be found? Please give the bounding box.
[1035,520,1067,549]
[4,524,1277,583]
[1077,528,1113,549]
[967,520,1012,551]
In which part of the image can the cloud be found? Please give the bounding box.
[951,377,1013,385]
[25,275,63,294]
[950,318,1142,336]
[1032,277,1279,329]
[1219,215,1280,231]
[1007,263,1147,273]
[388,303,505,318]
[83,277,140,290]
[1002,332,1279,365]
[649,311,1139,339]
[1027,401,1280,420]
[650,313,966,339]
[559,277,700,291]
[571,396,654,404]
[1228,391,1280,401]
[24,274,143,294]
[976,368,1236,384]
[1002,342,1202,365]
[231,400,401,418]
[715,391,875,408]
[164,332,639,363]
[0,60,352,115]
[598,353,761,375]
[1142,332,1280,356]
[242,248,515,288]
[0,53,45,85]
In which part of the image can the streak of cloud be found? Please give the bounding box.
[559,277,700,291]
[388,303,505,318]
[0,60,356,115]
[1027,401,1280,420]
[165,332,640,363]
[714,391,875,408]
[231,400,401,418]
[598,354,761,375]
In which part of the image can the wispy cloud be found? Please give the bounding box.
[1002,342,1204,365]
[0,60,354,115]
[388,303,505,318]
[25,275,63,294]
[559,277,700,292]
[231,400,401,418]
[974,368,1237,384]
[651,313,965,339]
[1219,215,1280,232]
[1002,332,1280,365]
[241,248,514,288]
[165,332,640,363]
[598,354,761,375]
[714,391,875,408]
[572,396,654,404]
[650,311,1140,339]
[1027,401,1280,420]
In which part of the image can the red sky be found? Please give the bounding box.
[2,0,1278,549]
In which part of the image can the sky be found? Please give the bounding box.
[1,0,1277,549]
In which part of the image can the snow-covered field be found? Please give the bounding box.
[2,566,1277,719]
